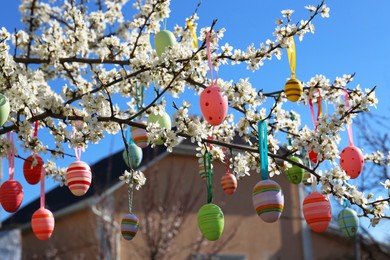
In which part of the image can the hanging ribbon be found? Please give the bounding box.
[344,89,354,146]
[308,89,322,130]
[186,20,198,49]
[311,174,317,192]
[6,132,15,180]
[203,150,213,203]
[287,36,296,79]
[224,148,230,174]
[135,83,144,114]
[128,170,135,214]
[40,167,45,209]
[258,120,268,180]
[206,31,218,84]
[33,121,39,138]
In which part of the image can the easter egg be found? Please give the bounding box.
[303,192,332,232]
[23,154,44,185]
[0,179,24,213]
[198,160,213,180]
[309,150,320,164]
[337,208,359,238]
[340,145,364,179]
[200,84,228,126]
[220,173,237,195]
[31,208,55,240]
[121,213,139,240]
[147,111,171,145]
[284,78,303,102]
[0,93,10,126]
[122,143,143,169]
[285,156,304,184]
[132,121,148,148]
[66,161,92,196]
[302,171,312,186]
[154,30,177,57]
[197,203,224,241]
[252,179,284,223]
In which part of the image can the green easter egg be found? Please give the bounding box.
[285,156,305,184]
[0,94,10,126]
[147,111,171,145]
[337,208,359,238]
[197,203,224,241]
[122,143,143,169]
[154,30,177,57]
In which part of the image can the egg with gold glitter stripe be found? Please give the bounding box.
[252,179,284,223]
[337,208,359,238]
[303,192,332,232]
[121,213,139,240]
[197,203,224,241]
[66,161,92,196]
[0,179,24,213]
[284,78,303,102]
[220,173,237,195]
[31,208,55,240]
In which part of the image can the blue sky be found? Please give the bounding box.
[1,0,390,239]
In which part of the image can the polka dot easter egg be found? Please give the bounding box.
[303,192,332,233]
[200,84,228,126]
[252,179,284,223]
[197,203,224,241]
[66,161,92,196]
[23,154,44,185]
[220,173,237,195]
[31,208,55,240]
[121,213,139,240]
[0,179,24,213]
[337,208,359,238]
[154,30,177,57]
[284,78,303,102]
[340,145,364,179]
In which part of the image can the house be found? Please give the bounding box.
[1,139,389,259]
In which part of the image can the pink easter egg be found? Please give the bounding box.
[132,121,148,148]
[252,179,284,223]
[200,84,228,126]
[0,179,24,213]
[31,208,55,240]
[220,173,237,195]
[66,161,92,196]
[303,192,331,232]
[340,145,364,179]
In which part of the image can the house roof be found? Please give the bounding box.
[1,142,171,229]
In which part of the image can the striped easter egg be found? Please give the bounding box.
[303,192,332,232]
[285,156,304,184]
[220,173,237,195]
[340,145,364,179]
[66,161,92,196]
[132,122,148,148]
[197,203,224,241]
[122,143,143,169]
[337,208,359,238]
[0,179,24,213]
[198,160,213,180]
[121,213,139,240]
[252,180,284,223]
[284,78,303,102]
[31,208,55,240]
[23,154,44,185]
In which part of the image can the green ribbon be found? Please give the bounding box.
[258,120,268,180]
[203,150,213,203]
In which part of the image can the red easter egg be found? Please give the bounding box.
[309,150,320,163]
[66,161,92,196]
[0,179,24,213]
[340,145,364,179]
[31,208,55,240]
[23,155,44,185]
[220,173,237,195]
[303,192,331,232]
[200,84,228,126]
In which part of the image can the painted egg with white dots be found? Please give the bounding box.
[340,145,364,179]
[200,84,228,126]
[66,161,92,196]
[121,213,139,240]
[31,208,55,240]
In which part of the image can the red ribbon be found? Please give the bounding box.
[309,89,322,130]
[206,31,218,84]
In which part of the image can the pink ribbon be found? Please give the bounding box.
[309,89,322,130]
[206,31,218,84]
[6,132,15,180]
[344,89,354,146]
[40,167,45,209]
